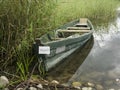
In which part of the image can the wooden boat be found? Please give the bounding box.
[34,18,94,72]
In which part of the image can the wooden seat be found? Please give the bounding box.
[75,18,88,27]
[67,27,90,30]
[79,18,88,23]
[57,29,91,33]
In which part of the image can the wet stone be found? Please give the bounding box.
[95,84,103,90]
[104,80,114,86]
[72,82,82,87]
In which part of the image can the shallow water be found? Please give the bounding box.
[68,14,120,89]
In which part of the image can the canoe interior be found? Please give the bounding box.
[40,18,93,44]
[35,18,94,71]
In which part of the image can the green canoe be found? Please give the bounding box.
[34,18,94,71]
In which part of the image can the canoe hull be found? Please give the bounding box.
[46,33,92,71]
[34,18,94,71]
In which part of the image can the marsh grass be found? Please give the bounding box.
[0,0,56,82]
[0,0,55,67]
[51,0,119,28]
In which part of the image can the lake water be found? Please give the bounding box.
[68,13,120,89]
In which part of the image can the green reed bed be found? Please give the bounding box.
[51,0,119,27]
[0,0,55,81]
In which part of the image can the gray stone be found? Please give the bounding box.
[87,82,95,87]
[82,87,93,90]
[104,80,114,86]
[96,84,104,90]
[16,88,24,90]
[82,87,88,90]
[51,80,59,84]
[3,88,9,90]
[108,89,115,90]
[0,76,9,88]
[72,82,82,87]
[29,87,37,90]
[37,84,43,89]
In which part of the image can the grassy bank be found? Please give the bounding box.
[0,0,119,84]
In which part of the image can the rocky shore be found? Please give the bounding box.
[1,75,119,90]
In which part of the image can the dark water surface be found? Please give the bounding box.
[68,15,120,89]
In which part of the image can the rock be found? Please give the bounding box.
[43,80,49,85]
[51,80,59,84]
[87,87,93,90]
[0,76,9,88]
[37,84,43,89]
[82,87,88,90]
[4,88,9,90]
[29,87,37,90]
[108,89,115,90]
[61,83,69,87]
[87,82,95,87]
[16,88,24,90]
[104,80,114,86]
[72,82,82,87]
[82,87,93,90]
[96,84,104,90]
[75,86,81,89]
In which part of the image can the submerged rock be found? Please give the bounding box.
[72,82,82,87]
[96,84,103,90]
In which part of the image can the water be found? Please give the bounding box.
[68,14,120,89]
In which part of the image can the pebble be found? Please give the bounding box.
[87,82,95,87]
[51,80,59,84]
[72,82,82,87]
[16,88,24,90]
[109,89,115,90]
[82,87,93,90]
[0,76,9,88]
[29,87,37,90]
[37,84,43,89]
[4,88,9,90]
[96,84,103,90]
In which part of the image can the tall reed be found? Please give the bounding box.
[0,0,55,69]
[50,0,119,27]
